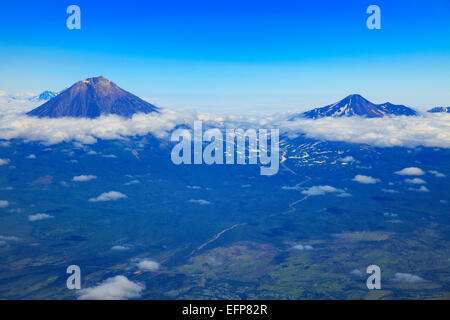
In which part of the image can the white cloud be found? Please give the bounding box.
[408,186,430,192]
[338,156,355,162]
[429,170,446,178]
[350,269,363,277]
[0,158,10,166]
[26,154,36,159]
[282,186,298,190]
[28,213,53,221]
[111,245,131,251]
[188,199,212,205]
[337,192,352,197]
[392,272,424,283]
[395,167,425,176]
[124,179,140,186]
[381,188,398,193]
[404,178,426,185]
[77,275,145,300]
[383,212,398,218]
[89,191,127,202]
[0,200,9,208]
[292,244,313,250]
[102,154,117,158]
[137,259,160,272]
[301,185,343,196]
[352,175,379,184]
[0,235,20,241]
[72,175,97,182]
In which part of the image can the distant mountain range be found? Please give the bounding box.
[27,76,159,118]
[29,90,58,102]
[290,94,418,120]
[8,80,446,119]
[428,106,450,113]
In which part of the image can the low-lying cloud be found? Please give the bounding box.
[89,191,127,202]
[73,175,97,182]
[301,185,344,196]
[28,213,53,221]
[188,199,212,205]
[395,167,425,176]
[352,175,379,184]
[429,170,446,178]
[392,272,424,283]
[111,245,132,251]
[405,178,426,185]
[292,244,313,250]
[136,259,161,272]
[408,186,430,192]
[77,275,145,300]
[0,235,20,241]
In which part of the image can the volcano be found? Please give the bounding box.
[292,94,417,120]
[27,76,159,118]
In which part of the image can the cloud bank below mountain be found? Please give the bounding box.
[280,114,450,148]
[1,97,449,148]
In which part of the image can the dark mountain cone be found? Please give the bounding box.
[27,76,159,118]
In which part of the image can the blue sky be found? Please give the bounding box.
[0,0,449,112]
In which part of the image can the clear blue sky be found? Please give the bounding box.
[0,0,449,112]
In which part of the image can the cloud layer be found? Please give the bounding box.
[0,109,197,145]
[281,114,450,148]
[1,95,450,149]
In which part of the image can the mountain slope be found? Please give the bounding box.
[428,106,450,113]
[292,94,417,120]
[29,91,58,102]
[27,76,159,118]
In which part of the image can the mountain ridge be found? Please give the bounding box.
[291,94,417,120]
[428,106,450,113]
